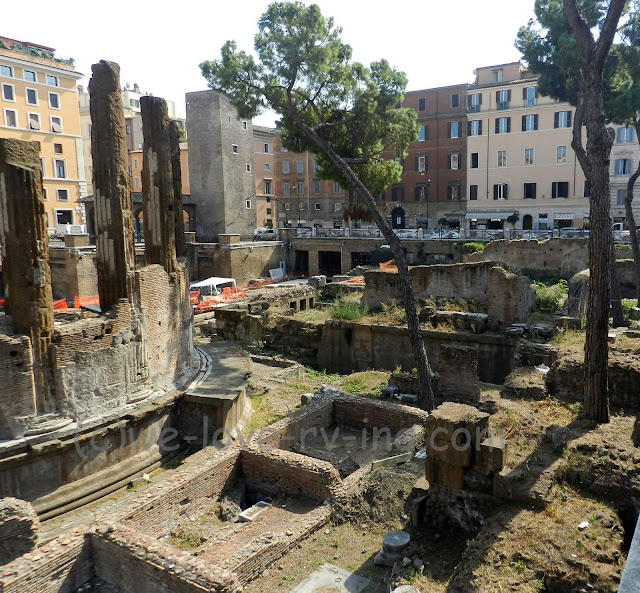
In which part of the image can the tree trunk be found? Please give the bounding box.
[610,241,625,327]
[284,110,435,411]
[563,0,626,423]
[626,120,640,304]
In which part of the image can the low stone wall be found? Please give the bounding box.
[317,322,516,384]
[333,395,429,431]
[362,262,535,329]
[466,238,589,279]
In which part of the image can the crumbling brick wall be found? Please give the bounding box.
[0,498,39,565]
[0,336,36,439]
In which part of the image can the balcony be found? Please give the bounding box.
[497,102,509,111]
[469,105,481,113]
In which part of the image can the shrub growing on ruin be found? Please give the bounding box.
[463,242,485,255]
[533,280,568,313]
[330,295,368,320]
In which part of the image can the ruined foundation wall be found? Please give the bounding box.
[466,238,589,279]
[0,335,36,438]
[333,396,429,431]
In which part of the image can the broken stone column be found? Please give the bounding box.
[437,344,480,403]
[169,120,186,257]
[140,96,179,274]
[89,60,137,312]
[0,139,55,413]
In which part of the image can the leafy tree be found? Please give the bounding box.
[507,213,520,229]
[199,2,435,410]
[516,0,628,423]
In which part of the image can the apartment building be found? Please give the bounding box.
[383,84,468,229]
[0,36,86,230]
[465,62,588,231]
[610,124,640,225]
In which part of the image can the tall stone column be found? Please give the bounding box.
[140,96,178,274]
[88,60,136,312]
[169,121,186,257]
[0,139,55,412]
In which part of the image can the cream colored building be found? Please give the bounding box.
[610,124,640,225]
[466,62,588,231]
[0,36,86,230]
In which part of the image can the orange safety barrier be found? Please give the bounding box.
[74,296,100,309]
[53,299,68,310]
[189,290,201,305]
[379,260,397,271]
[0,299,4,308]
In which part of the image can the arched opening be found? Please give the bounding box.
[523,214,533,230]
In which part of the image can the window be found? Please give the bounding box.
[43,189,48,202]
[232,144,238,154]
[129,99,140,108]
[133,158,139,168]
[23,70,36,82]
[334,202,342,212]
[264,179,272,194]
[282,160,290,173]
[491,69,503,83]
[524,87,537,106]
[48,92,60,109]
[266,208,272,215]
[469,184,478,200]
[416,155,426,172]
[313,179,321,194]
[470,153,479,168]
[523,182,536,199]
[4,109,17,127]
[28,112,41,130]
[447,183,461,200]
[51,116,62,133]
[496,89,510,110]
[296,160,304,173]
[245,163,251,172]
[448,153,459,170]
[299,203,305,211]
[314,203,321,210]
[25,88,37,105]
[125,124,131,134]
[2,83,14,102]
[418,97,426,111]
[522,114,538,131]
[264,163,270,171]
[333,181,341,193]
[415,183,428,201]
[469,93,481,113]
[263,142,269,153]
[554,110,572,128]
[584,181,590,197]
[245,199,251,209]
[617,189,626,205]
[616,127,634,143]
[242,121,248,130]
[614,158,632,175]
[0,65,13,77]
[57,189,69,202]
[495,117,511,134]
[524,148,534,165]
[468,120,482,136]
[497,150,507,167]
[283,180,290,195]
[449,122,460,138]
[493,183,508,200]
[313,160,319,173]
[54,159,66,178]
[46,75,59,87]
[391,184,404,201]
[54,143,63,154]
[556,146,567,163]
[418,125,427,141]
[40,158,45,176]
[134,177,140,188]
[56,210,72,225]
[297,180,304,194]
[451,93,460,108]
[280,145,288,152]
[551,181,569,198]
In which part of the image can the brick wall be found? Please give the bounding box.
[333,394,429,432]
[91,525,238,593]
[49,248,99,302]
[0,531,92,593]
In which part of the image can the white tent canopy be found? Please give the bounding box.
[189,277,237,296]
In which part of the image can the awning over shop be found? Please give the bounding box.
[465,212,513,220]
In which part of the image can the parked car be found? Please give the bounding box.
[253,228,277,241]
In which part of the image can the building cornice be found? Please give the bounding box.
[0,53,83,80]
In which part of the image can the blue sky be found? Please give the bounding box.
[4,0,536,123]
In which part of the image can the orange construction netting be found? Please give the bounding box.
[74,296,100,309]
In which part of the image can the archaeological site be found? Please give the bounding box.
[0,58,640,593]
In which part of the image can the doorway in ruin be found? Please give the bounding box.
[391,207,406,229]
[523,214,533,230]
[295,250,309,274]
[318,251,341,277]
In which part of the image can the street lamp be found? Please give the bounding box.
[267,196,289,228]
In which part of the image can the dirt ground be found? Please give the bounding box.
[240,354,634,593]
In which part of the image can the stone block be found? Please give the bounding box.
[64,234,90,247]
[425,458,465,489]
[472,436,506,475]
[218,234,241,244]
[426,402,489,450]
[426,436,472,468]
[502,367,548,401]
[463,469,493,493]
[308,275,327,289]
